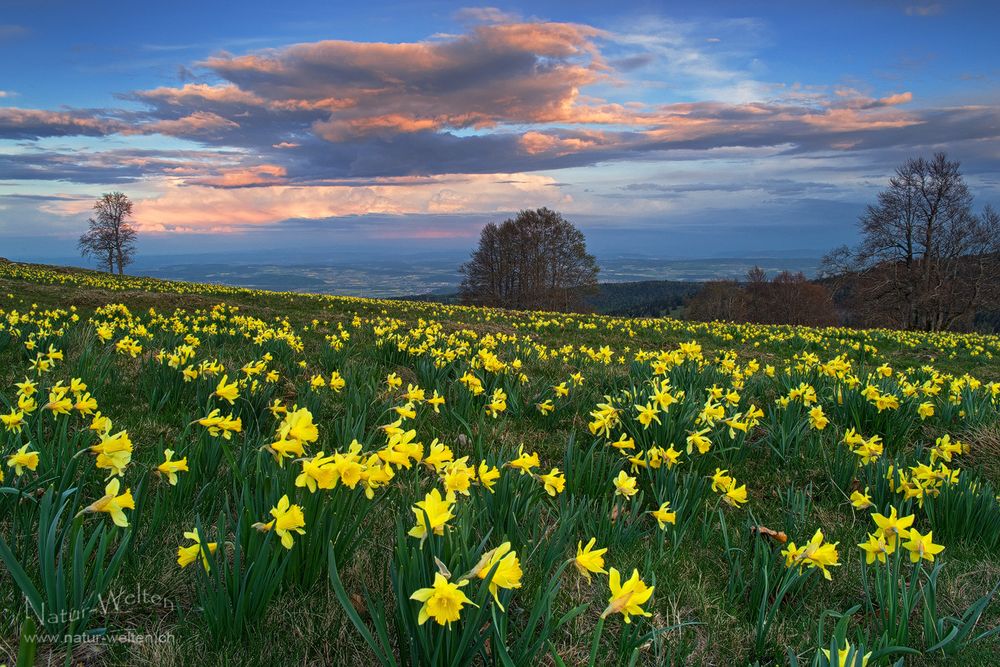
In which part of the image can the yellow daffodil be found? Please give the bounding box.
[602,568,654,623]
[410,573,474,627]
[574,538,608,582]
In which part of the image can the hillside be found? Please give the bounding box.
[1,260,999,666]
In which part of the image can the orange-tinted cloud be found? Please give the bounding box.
[130,172,568,232]
[187,164,287,188]
[2,16,996,207]
[140,111,240,138]
[0,107,124,139]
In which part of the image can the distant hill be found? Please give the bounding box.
[399,279,701,316]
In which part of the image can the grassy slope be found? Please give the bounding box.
[0,261,998,666]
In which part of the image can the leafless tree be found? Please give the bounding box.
[822,153,1000,331]
[78,192,138,275]
[78,217,116,273]
[686,268,836,326]
[459,208,599,311]
[685,280,745,322]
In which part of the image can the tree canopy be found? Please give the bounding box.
[822,153,999,331]
[459,208,599,311]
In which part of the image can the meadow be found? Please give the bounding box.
[1,260,999,666]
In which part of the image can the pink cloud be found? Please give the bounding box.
[195,21,606,136]
[130,172,567,232]
[0,107,123,138]
[139,111,240,137]
[186,163,287,188]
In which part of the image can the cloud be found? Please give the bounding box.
[140,111,240,138]
[905,3,942,17]
[195,21,607,134]
[0,24,28,41]
[453,7,523,25]
[122,172,567,233]
[0,107,124,140]
[2,12,999,248]
[187,164,287,188]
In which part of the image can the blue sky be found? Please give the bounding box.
[1,0,997,262]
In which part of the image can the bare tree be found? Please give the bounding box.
[685,280,745,322]
[459,208,599,311]
[686,269,836,326]
[79,192,138,275]
[823,153,1000,331]
[78,217,116,273]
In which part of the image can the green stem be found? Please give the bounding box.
[588,616,606,667]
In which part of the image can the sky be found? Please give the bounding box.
[1,0,998,263]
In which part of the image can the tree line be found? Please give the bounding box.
[822,153,999,331]
[686,268,837,327]
[458,154,997,332]
[75,153,996,332]
[686,154,999,331]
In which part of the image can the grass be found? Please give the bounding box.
[0,260,999,666]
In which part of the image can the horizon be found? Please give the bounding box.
[2,1,998,266]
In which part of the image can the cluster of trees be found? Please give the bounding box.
[76,153,992,333]
[822,153,999,332]
[78,192,138,275]
[459,208,599,311]
[684,153,998,332]
[686,268,837,326]
[584,280,701,317]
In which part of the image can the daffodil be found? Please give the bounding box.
[634,401,661,428]
[177,528,218,570]
[472,542,522,610]
[902,528,945,564]
[295,452,338,492]
[808,405,829,430]
[822,640,871,667]
[7,444,39,475]
[602,568,654,623]
[1,409,26,433]
[722,478,748,506]
[613,470,638,499]
[574,538,608,582]
[871,506,913,548]
[476,462,500,492]
[686,428,712,455]
[538,467,565,496]
[213,375,239,404]
[858,532,891,564]
[410,573,475,626]
[254,495,306,549]
[508,446,540,475]
[83,478,135,527]
[90,430,133,477]
[650,501,676,529]
[710,468,733,493]
[408,488,456,540]
[157,449,188,485]
[782,529,840,580]
[850,488,874,510]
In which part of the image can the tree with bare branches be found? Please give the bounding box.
[822,153,1000,331]
[459,208,599,311]
[78,192,138,275]
[78,217,116,273]
[686,267,836,326]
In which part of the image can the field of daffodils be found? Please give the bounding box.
[1,261,998,666]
